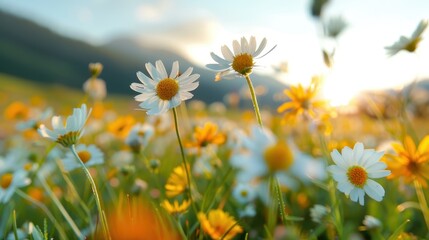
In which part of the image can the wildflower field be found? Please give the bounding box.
[1,4,429,239]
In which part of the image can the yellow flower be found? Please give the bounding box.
[161,199,191,215]
[198,209,243,240]
[4,101,30,120]
[187,122,226,149]
[107,115,136,139]
[277,76,327,124]
[385,135,429,187]
[165,165,189,198]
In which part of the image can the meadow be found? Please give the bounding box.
[1,19,429,240]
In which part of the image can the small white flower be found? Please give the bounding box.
[38,104,91,147]
[16,107,53,131]
[206,36,276,80]
[328,142,391,206]
[239,204,257,218]
[0,170,31,203]
[363,215,382,230]
[232,183,257,204]
[62,144,104,171]
[130,60,200,115]
[310,204,330,223]
[83,78,107,101]
[385,19,428,56]
[125,123,155,152]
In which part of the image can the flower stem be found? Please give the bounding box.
[37,173,83,239]
[244,74,263,128]
[328,180,343,239]
[172,107,197,212]
[16,189,69,240]
[414,180,429,230]
[70,145,111,240]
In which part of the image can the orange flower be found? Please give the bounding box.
[106,196,180,240]
[385,135,429,187]
[198,209,243,240]
[277,76,327,124]
[187,122,226,149]
[4,101,30,120]
[107,115,135,139]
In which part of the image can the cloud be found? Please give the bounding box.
[135,0,172,22]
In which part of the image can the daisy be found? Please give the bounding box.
[62,144,104,171]
[38,104,91,147]
[362,215,382,230]
[385,19,428,56]
[206,36,276,80]
[130,60,200,115]
[310,204,330,223]
[197,209,243,240]
[328,142,391,206]
[125,123,155,153]
[0,170,31,203]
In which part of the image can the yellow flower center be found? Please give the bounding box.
[347,166,367,188]
[232,54,254,75]
[78,150,92,163]
[1,173,13,189]
[405,37,421,52]
[263,142,293,172]
[156,78,179,100]
[240,190,248,197]
[56,131,80,147]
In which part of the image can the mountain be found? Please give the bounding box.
[0,10,288,108]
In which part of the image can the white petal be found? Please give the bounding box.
[367,170,391,178]
[155,60,168,79]
[177,67,193,80]
[253,38,267,57]
[145,62,160,81]
[341,147,353,164]
[363,151,384,168]
[232,40,241,55]
[210,52,231,65]
[170,61,179,78]
[241,37,249,53]
[206,63,230,71]
[221,45,234,61]
[331,150,348,169]
[353,142,364,164]
[249,36,257,54]
[364,179,385,201]
[337,181,354,195]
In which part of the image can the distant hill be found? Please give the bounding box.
[0,11,288,108]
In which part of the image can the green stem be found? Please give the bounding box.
[172,107,198,214]
[70,145,111,240]
[244,74,263,127]
[414,180,429,230]
[328,180,343,239]
[16,189,68,240]
[37,174,83,239]
[12,210,18,240]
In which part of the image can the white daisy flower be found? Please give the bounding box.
[309,204,330,223]
[230,125,298,204]
[38,104,91,147]
[385,19,428,56]
[16,107,53,131]
[363,215,382,230]
[62,144,104,171]
[328,142,391,206]
[125,123,155,153]
[206,36,276,80]
[83,78,106,101]
[232,183,257,204]
[130,60,200,115]
[0,170,31,203]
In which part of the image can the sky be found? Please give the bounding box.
[1,0,429,106]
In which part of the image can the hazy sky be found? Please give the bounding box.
[1,0,429,105]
